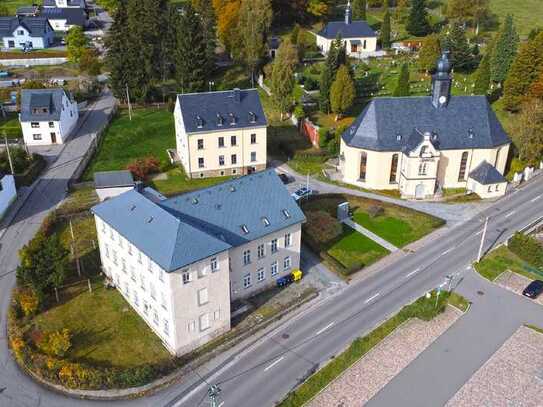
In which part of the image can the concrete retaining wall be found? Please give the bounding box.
[0,57,68,67]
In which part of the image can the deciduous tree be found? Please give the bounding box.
[214,0,241,53]
[66,26,88,64]
[512,100,543,165]
[352,0,367,20]
[417,34,441,72]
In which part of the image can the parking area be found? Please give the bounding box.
[447,325,543,406]
[495,271,543,305]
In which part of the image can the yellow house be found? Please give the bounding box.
[340,53,511,200]
[174,89,268,179]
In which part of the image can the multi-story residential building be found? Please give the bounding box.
[91,170,305,356]
[19,88,79,145]
[174,88,267,179]
[0,16,55,50]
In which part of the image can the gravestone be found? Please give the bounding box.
[337,202,350,221]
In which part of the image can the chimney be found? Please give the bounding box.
[345,0,352,24]
[233,88,241,103]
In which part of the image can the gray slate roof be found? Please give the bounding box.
[20,88,70,122]
[94,170,134,189]
[317,20,376,39]
[0,16,52,37]
[42,7,88,26]
[91,170,306,272]
[468,161,506,185]
[178,89,267,134]
[342,96,511,152]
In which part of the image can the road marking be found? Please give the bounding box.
[264,356,284,372]
[405,268,420,278]
[504,210,516,218]
[364,292,380,304]
[475,230,483,236]
[466,264,472,270]
[531,195,542,203]
[315,321,335,336]
[441,248,453,256]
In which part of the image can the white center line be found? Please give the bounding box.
[475,230,483,236]
[531,195,542,203]
[505,210,516,218]
[405,268,420,278]
[364,292,380,304]
[441,248,453,256]
[315,321,335,336]
[264,356,284,372]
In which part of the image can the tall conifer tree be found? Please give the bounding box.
[490,15,519,84]
[406,0,431,37]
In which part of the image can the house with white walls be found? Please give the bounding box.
[19,88,79,146]
[0,174,17,220]
[0,16,55,50]
[91,170,306,356]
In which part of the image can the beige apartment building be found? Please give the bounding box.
[92,170,305,356]
[340,53,511,199]
[174,89,268,179]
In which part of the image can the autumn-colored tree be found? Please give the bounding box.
[39,329,72,357]
[16,288,39,316]
[529,71,543,100]
[330,65,356,120]
[126,156,161,180]
[213,0,241,53]
[418,34,441,72]
[512,99,543,165]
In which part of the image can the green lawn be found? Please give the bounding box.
[0,113,22,138]
[31,280,171,368]
[83,107,175,180]
[2,0,28,14]
[151,167,230,197]
[489,0,543,37]
[328,224,389,271]
[475,245,543,282]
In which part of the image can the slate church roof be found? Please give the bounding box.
[342,96,511,152]
[317,20,376,39]
[92,170,306,272]
[468,161,507,185]
[20,88,71,122]
[177,88,267,134]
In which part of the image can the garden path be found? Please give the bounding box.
[343,218,400,252]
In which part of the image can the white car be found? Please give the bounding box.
[291,186,313,202]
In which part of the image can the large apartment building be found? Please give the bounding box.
[174,89,267,179]
[91,170,305,355]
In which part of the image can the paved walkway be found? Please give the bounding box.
[343,218,399,252]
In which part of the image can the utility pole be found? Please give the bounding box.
[477,216,489,263]
[207,384,221,407]
[70,218,81,277]
[126,84,132,121]
[4,135,14,175]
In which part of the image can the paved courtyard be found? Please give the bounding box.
[447,326,543,407]
[495,271,543,306]
[308,306,461,407]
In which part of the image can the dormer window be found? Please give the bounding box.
[420,146,428,157]
[282,209,291,219]
[240,224,249,234]
[196,115,204,128]
[217,114,224,126]
[229,113,236,125]
[248,111,256,123]
[262,217,270,226]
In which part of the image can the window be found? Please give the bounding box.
[140,274,145,290]
[104,244,110,258]
[143,301,149,315]
[134,292,139,307]
[389,154,398,183]
[49,121,54,128]
[130,266,136,281]
[188,320,196,332]
[32,134,42,141]
[271,261,278,277]
[420,146,428,157]
[359,152,367,181]
[231,135,237,146]
[257,244,265,259]
[250,133,256,144]
[284,233,292,247]
[159,269,164,282]
[282,209,291,219]
[50,132,57,141]
[250,152,257,162]
[219,155,225,166]
[110,228,115,240]
[17,30,24,35]
[262,217,270,227]
[119,237,124,249]
[150,283,156,300]
[488,185,492,193]
[31,122,39,128]
[199,313,210,331]
[121,258,126,273]
[231,154,237,165]
[198,288,209,305]
[418,162,427,176]
[148,258,153,274]
[124,282,129,295]
[243,273,251,288]
[257,268,265,282]
[211,257,219,272]
[112,250,118,265]
[182,271,191,284]
[214,309,221,320]
[271,239,278,253]
[243,250,251,265]
[458,151,468,181]
[153,310,159,325]
[218,137,225,148]
[128,243,133,255]
[164,320,169,336]
[198,157,205,168]
[197,139,204,150]
[495,184,499,192]
[284,256,291,271]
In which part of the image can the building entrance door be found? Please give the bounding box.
[415,183,425,199]
[50,132,57,143]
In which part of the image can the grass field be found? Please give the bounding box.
[475,245,543,282]
[0,113,22,138]
[489,0,543,37]
[150,167,229,196]
[3,0,28,15]
[83,107,175,181]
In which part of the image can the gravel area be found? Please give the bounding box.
[495,271,543,305]
[308,306,461,407]
[446,326,543,407]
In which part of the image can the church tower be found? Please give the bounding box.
[431,52,452,109]
[345,0,352,24]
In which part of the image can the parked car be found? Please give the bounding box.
[278,173,293,184]
[522,280,543,299]
[0,71,10,78]
[291,186,313,202]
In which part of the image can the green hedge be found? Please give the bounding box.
[509,233,543,269]
[279,292,451,406]
[14,154,46,187]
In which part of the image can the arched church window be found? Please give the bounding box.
[389,154,398,183]
[458,151,468,181]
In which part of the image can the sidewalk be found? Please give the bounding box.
[343,218,399,252]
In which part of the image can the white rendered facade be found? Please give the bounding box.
[1,23,54,49]
[0,175,16,220]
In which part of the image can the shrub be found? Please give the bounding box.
[318,128,330,149]
[368,205,384,218]
[509,233,543,269]
[39,329,72,357]
[304,211,343,245]
[126,156,161,180]
[16,288,39,316]
[293,104,306,120]
[303,76,318,91]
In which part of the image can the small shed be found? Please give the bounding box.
[94,170,135,202]
[467,161,507,199]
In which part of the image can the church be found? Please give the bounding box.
[339,53,511,200]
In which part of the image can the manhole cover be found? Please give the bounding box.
[477,290,484,296]
[281,333,290,340]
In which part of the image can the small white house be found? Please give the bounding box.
[315,1,377,57]
[0,174,17,220]
[0,16,55,50]
[19,88,79,146]
[467,161,508,199]
[94,170,135,202]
